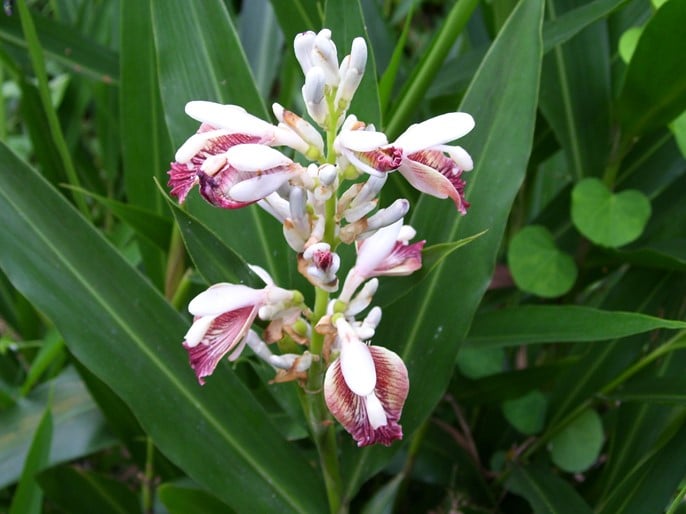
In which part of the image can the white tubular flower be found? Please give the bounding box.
[340,198,410,243]
[294,31,316,74]
[302,67,328,125]
[324,318,409,447]
[342,175,387,223]
[313,29,340,86]
[334,37,367,109]
[282,187,310,252]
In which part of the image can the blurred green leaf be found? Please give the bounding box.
[344,0,545,497]
[456,347,505,379]
[0,8,118,83]
[502,390,547,435]
[465,305,686,349]
[20,329,64,396]
[571,178,651,247]
[618,26,643,63]
[0,142,328,512]
[617,0,686,138]
[158,482,236,514]
[610,377,686,403]
[508,225,577,297]
[507,463,594,514]
[8,406,52,514]
[0,367,114,489]
[598,420,686,514]
[549,408,604,473]
[37,465,141,514]
[268,0,321,40]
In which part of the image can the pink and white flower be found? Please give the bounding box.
[183,275,300,385]
[324,317,409,447]
[168,101,310,206]
[393,112,475,214]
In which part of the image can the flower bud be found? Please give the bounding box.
[302,67,327,125]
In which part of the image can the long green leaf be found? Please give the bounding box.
[8,407,52,514]
[121,0,173,289]
[0,367,114,489]
[539,0,611,180]
[343,0,545,498]
[0,142,327,513]
[507,463,594,514]
[465,305,686,348]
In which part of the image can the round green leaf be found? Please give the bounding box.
[618,27,643,63]
[456,347,505,379]
[549,409,604,473]
[670,110,686,158]
[571,178,652,248]
[508,225,577,298]
[502,390,547,435]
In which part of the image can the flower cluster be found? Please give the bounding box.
[168,29,474,447]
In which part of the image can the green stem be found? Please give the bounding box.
[665,480,686,514]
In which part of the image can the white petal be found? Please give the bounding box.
[185,101,246,124]
[365,393,388,429]
[225,144,292,172]
[338,130,388,152]
[340,336,377,396]
[184,314,217,347]
[175,130,227,163]
[188,284,264,316]
[229,172,293,202]
[393,112,475,154]
[356,220,403,276]
[248,264,274,286]
[444,145,474,171]
[185,101,273,136]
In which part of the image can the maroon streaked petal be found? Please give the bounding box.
[373,240,425,276]
[168,162,199,203]
[324,345,409,447]
[183,305,257,385]
[399,157,468,214]
[358,146,403,172]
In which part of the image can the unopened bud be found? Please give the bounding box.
[313,29,339,86]
[294,31,316,74]
[302,67,327,125]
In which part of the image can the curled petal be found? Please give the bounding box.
[393,112,475,154]
[324,345,409,447]
[183,306,257,385]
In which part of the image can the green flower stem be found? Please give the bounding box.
[519,330,686,464]
[301,107,348,514]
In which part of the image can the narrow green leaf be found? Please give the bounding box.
[324,0,381,127]
[37,466,140,514]
[268,0,321,41]
[0,143,328,512]
[508,225,577,297]
[0,367,115,489]
[598,420,686,514]
[617,0,686,138]
[121,0,174,288]
[8,407,52,514]
[465,305,686,349]
[0,8,118,84]
[160,184,261,287]
[344,0,545,497]
[239,0,284,99]
[158,482,236,514]
[20,330,65,396]
[571,178,651,247]
[384,0,480,138]
[539,0,611,179]
[608,240,686,272]
[374,231,485,308]
[610,377,686,403]
[507,463,594,514]
[542,0,629,52]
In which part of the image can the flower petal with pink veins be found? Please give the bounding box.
[183,306,257,385]
[393,112,474,154]
[324,345,409,447]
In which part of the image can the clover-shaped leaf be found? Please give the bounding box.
[571,178,651,248]
[508,226,577,298]
[549,409,604,473]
